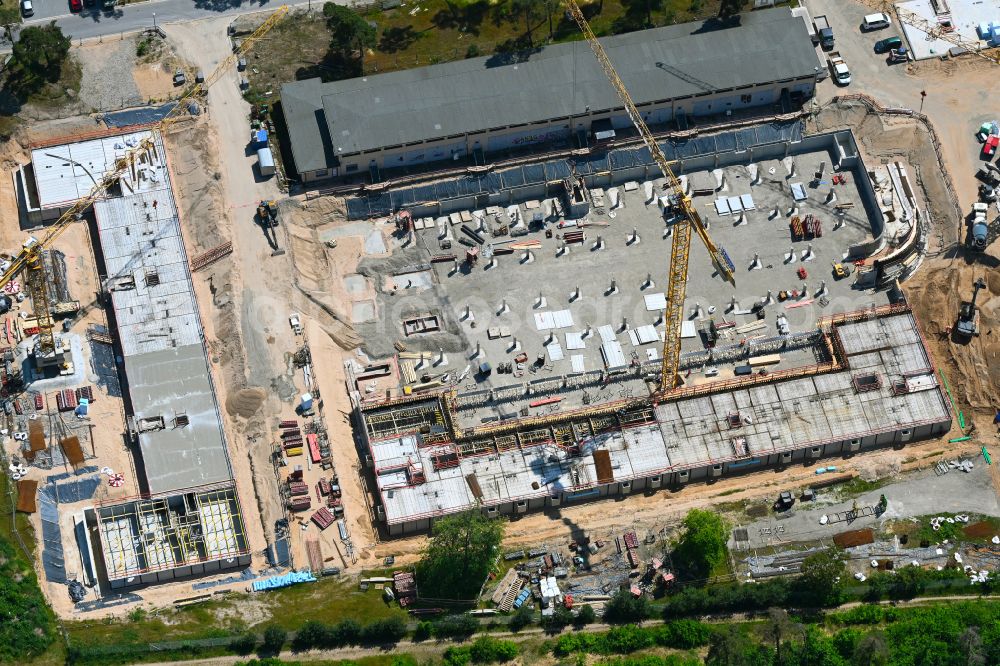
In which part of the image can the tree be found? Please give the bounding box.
[542,606,574,633]
[9,23,71,94]
[764,607,795,665]
[509,603,534,632]
[797,548,845,607]
[229,632,258,655]
[673,509,728,580]
[603,589,650,624]
[574,604,597,627]
[705,625,770,666]
[331,618,362,645]
[360,616,407,646]
[718,0,749,19]
[468,635,518,663]
[413,620,433,642]
[434,613,480,639]
[260,626,287,656]
[509,0,539,47]
[888,565,925,600]
[323,3,376,73]
[291,620,329,651]
[852,632,889,666]
[417,509,505,599]
[958,627,987,666]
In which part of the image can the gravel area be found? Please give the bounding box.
[79,39,142,112]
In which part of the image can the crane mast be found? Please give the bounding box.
[563,0,735,391]
[0,5,289,371]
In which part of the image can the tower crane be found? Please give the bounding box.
[563,0,736,392]
[0,5,288,372]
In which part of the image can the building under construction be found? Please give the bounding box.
[359,306,951,536]
[20,131,251,589]
[345,110,946,536]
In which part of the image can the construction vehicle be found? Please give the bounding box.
[956,278,987,338]
[0,6,289,374]
[832,262,850,280]
[257,199,279,227]
[564,0,736,392]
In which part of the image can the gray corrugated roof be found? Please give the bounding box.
[281,8,820,173]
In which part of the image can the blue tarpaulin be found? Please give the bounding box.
[251,570,317,592]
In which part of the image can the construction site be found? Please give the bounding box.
[3,0,1000,628]
[350,121,952,535]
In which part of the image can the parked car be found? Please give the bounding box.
[862,12,891,31]
[20,0,33,16]
[874,36,902,53]
[69,0,83,11]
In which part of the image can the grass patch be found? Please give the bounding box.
[833,476,887,498]
[64,577,404,654]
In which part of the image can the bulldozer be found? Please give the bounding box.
[956,277,987,338]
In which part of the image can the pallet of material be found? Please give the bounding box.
[306,539,323,572]
[431,253,457,264]
[32,393,44,410]
[279,419,298,429]
[282,438,304,448]
[318,477,331,496]
[491,568,520,604]
[56,389,78,412]
[748,354,781,367]
[289,481,309,496]
[311,507,335,530]
[281,429,302,439]
[498,578,525,612]
[393,570,416,606]
[627,548,641,568]
[286,447,303,457]
[623,531,639,549]
[287,496,311,511]
[76,386,95,403]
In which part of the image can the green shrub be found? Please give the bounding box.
[434,614,479,639]
[468,635,518,663]
[259,625,286,656]
[413,620,433,641]
[228,632,258,655]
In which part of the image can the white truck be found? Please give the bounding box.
[828,52,852,86]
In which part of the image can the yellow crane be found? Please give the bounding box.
[0,6,288,370]
[563,0,736,392]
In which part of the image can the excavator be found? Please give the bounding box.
[563,0,736,392]
[956,277,987,339]
[0,6,288,373]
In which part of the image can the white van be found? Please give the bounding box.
[862,13,891,31]
[20,0,33,16]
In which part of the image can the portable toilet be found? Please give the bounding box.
[257,147,275,177]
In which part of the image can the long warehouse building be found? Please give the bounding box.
[281,7,823,182]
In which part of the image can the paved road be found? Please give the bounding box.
[737,462,1000,550]
[19,0,335,41]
